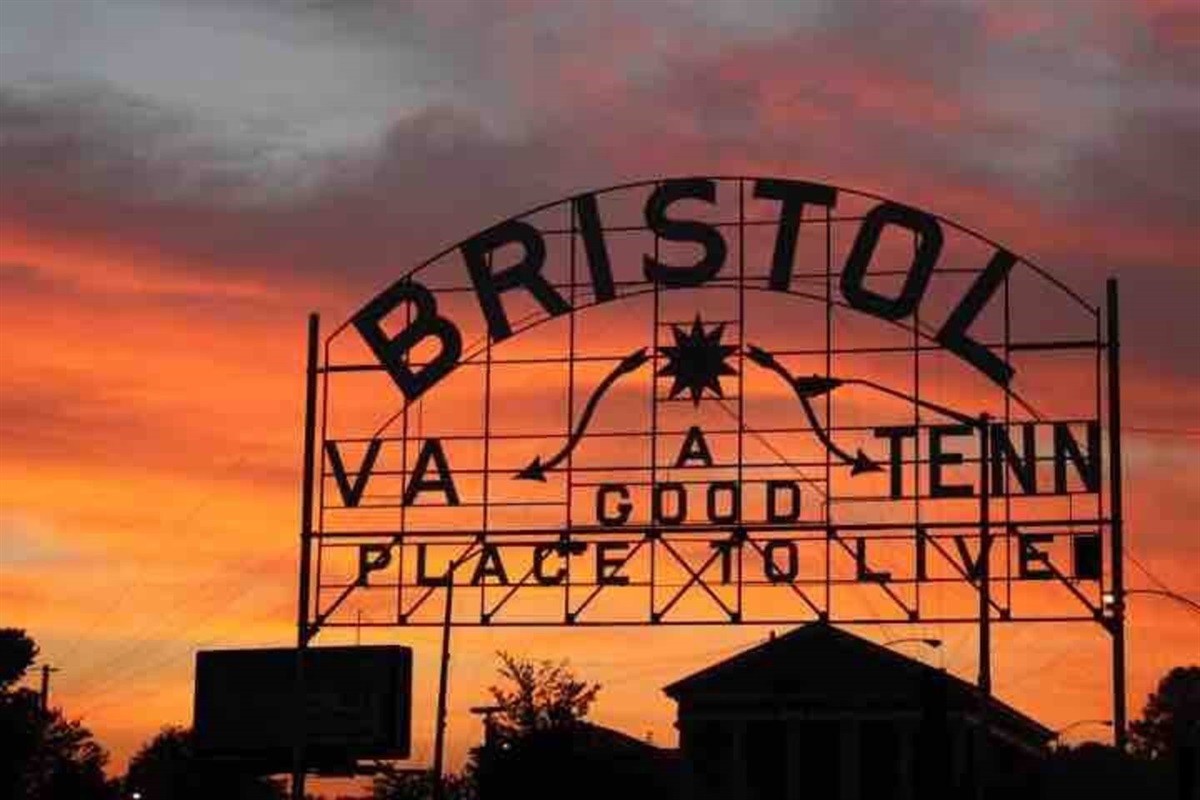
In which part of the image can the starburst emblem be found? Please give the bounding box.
[657,316,738,405]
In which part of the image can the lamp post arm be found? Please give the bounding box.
[1053,719,1113,741]
[1124,589,1200,617]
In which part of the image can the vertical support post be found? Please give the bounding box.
[736,179,746,587]
[432,570,455,800]
[1107,278,1128,751]
[564,200,577,625]
[648,204,661,622]
[977,413,992,695]
[291,312,320,800]
[823,204,834,618]
[976,413,991,800]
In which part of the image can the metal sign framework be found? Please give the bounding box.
[292,175,1127,741]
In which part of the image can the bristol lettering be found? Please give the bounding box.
[353,177,1018,402]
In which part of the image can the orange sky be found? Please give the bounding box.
[1,0,1197,784]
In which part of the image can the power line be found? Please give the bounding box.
[65,553,292,700]
[65,561,281,695]
[69,584,288,711]
[76,596,294,720]
[54,457,249,671]
[1124,549,1180,596]
[54,456,263,695]
[1121,447,1198,611]
[1123,427,1200,437]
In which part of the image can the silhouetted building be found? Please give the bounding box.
[663,624,1053,800]
[474,721,680,800]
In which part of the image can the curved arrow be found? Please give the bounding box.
[516,347,650,481]
[746,345,881,475]
[797,393,881,475]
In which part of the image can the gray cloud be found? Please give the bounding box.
[0,0,1192,360]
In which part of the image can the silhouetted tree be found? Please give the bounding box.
[1131,665,1200,800]
[371,767,474,799]
[0,627,115,799]
[1131,665,1200,760]
[485,651,600,744]
[1042,666,1200,799]
[0,628,38,689]
[123,726,286,800]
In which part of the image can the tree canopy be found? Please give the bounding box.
[1131,665,1200,760]
[0,627,115,800]
[124,726,286,800]
[485,651,600,742]
[466,653,611,800]
[371,767,474,800]
[0,628,38,690]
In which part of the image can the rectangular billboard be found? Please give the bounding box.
[193,645,412,770]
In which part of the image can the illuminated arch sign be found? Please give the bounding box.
[303,176,1118,630]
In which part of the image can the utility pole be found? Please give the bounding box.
[977,412,992,697]
[291,312,320,800]
[431,550,480,800]
[39,664,58,711]
[1106,278,1128,752]
[976,413,992,800]
[431,562,458,800]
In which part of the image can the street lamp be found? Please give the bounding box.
[883,637,944,670]
[1106,589,1200,617]
[470,704,505,749]
[883,637,943,650]
[1052,719,1113,748]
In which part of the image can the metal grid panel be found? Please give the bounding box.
[304,177,1112,630]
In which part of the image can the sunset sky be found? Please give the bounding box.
[1,0,1197,783]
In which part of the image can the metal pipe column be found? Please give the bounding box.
[292,312,320,800]
[1107,279,1128,751]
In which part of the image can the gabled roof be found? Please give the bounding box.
[664,623,928,699]
[566,722,679,760]
[662,623,1052,742]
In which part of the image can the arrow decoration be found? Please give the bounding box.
[746,345,882,476]
[516,347,650,481]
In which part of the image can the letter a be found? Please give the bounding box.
[403,439,461,506]
[674,426,715,467]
